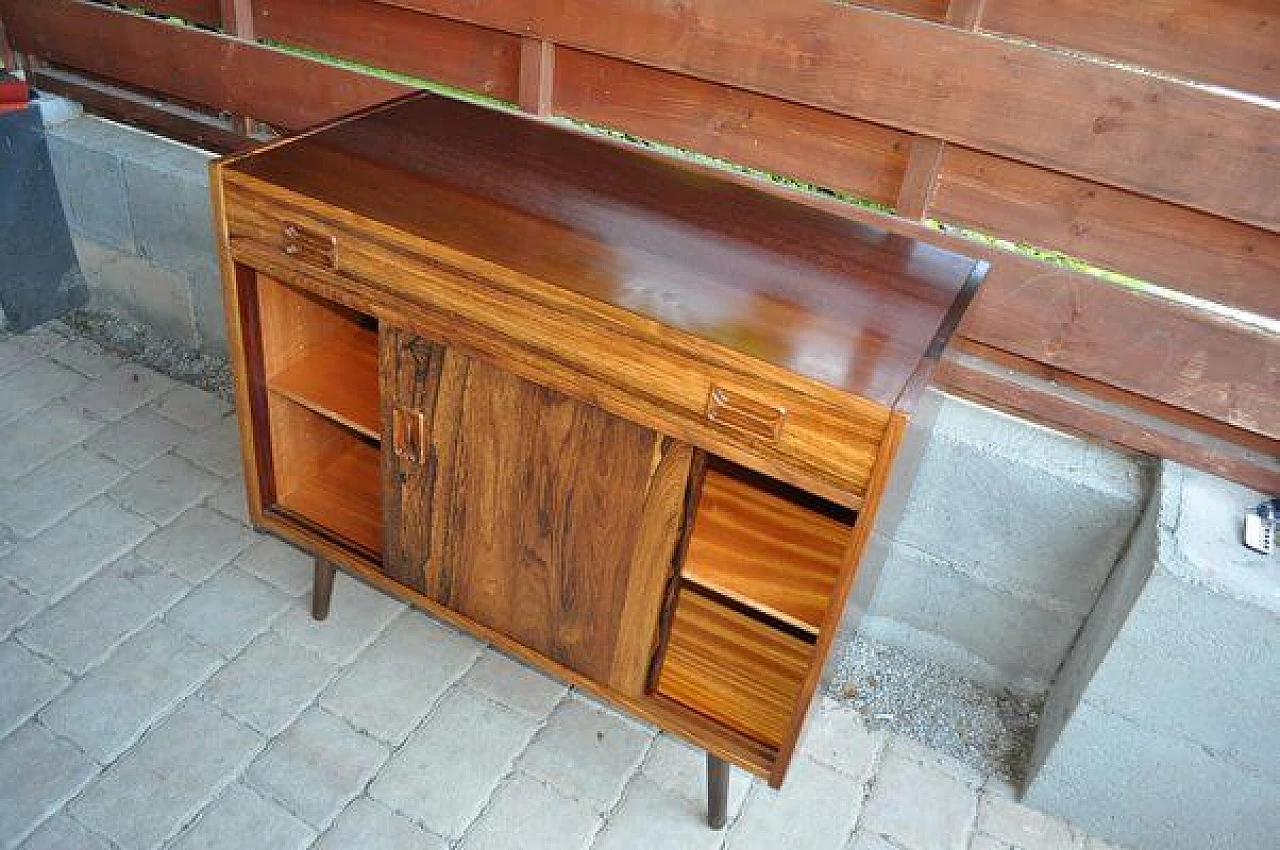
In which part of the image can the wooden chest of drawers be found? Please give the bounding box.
[212,92,985,825]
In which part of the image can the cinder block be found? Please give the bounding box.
[1025,700,1279,850]
[122,153,215,278]
[864,542,1081,691]
[45,127,134,252]
[190,259,230,356]
[73,236,198,347]
[894,395,1149,614]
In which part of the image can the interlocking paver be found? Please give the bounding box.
[165,565,291,655]
[85,407,195,469]
[969,836,1015,850]
[206,475,250,525]
[0,401,104,482]
[0,578,41,640]
[0,357,86,423]
[592,775,723,850]
[134,505,256,583]
[66,362,174,421]
[459,772,602,850]
[70,699,264,850]
[858,737,981,850]
[174,414,242,478]
[369,686,542,840]
[18,813,114,850]
[0,337,40,377]
[0,447,128,539]
[0,723,97,846]
[39,621,221,762]
[17,555,189,675]
[640,733,751,820]
[727,755,864,850]
[461,647,569,719]
[246,707,388,830]
[322,612,482,744]
[977,785,1080,850]
[150,383,231,431]
[0,497,154,601]
[272,572,404,665]
[202,631,337,735]
[107,453,221,525]
[844,831,901,850]
[169,782,315,850]
[0,640,70,738]
[47,336,123,379]
[801,696,885,780]
[232,536,313,596]
[518,694,655,812]
[316,797,450,850]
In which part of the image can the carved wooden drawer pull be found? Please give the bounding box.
[281,221,336,269]
[706,385,786,443]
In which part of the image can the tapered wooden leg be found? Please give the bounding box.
[312,557,336,621]
[707,752,729,829]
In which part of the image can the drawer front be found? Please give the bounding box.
[223,186,890,505]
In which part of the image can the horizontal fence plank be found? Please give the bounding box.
[844,0,949,21]
[252,0,521,103]
[964,255,1280,439]
[383,0,1280,230]
[552,49,910,209]
[932,147,1280,318]
[33,66,252,152]
[981,0,1280,100]
[3,0,408,130]
[134,1,221,28]
[938,344,1280,494]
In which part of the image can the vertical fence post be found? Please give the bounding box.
[218,0,257,135]
[0,20,14,72]
[518,37,555,116]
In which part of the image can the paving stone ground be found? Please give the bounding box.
[0,323,1128,850]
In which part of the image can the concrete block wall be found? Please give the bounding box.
[37,110,1157,701]
[42,111,225,355]
[1026,463,1279,850]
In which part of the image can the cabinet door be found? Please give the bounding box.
[424,350,693,690]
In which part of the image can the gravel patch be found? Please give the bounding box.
[64,307,234,402]
[827,634,1043,785]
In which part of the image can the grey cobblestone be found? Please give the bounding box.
[135,505,256,584]
[459,772,602,850]
[232,536,314,596]
[639,734,751,820]
[0,723,98,846]
[202,631,337,736]
[169,782,315,850]
[246,708,388,830]
[271,573,403,665]
[150,383,231,431]
[85,407,195,469]
[593,775,722,850]
[39,621,221,762]
[16,554,187,675]
[18,813,113,850]
[0,447,128,539]
[165,566,291,656]
[174,414,243,478]
[0,578,42,640]
[47,336,123,379]
[859,737,981,850]
[369,686,542,840]
[316,797,450,850]
[66,362,174,421]
[70,699,264,850]
[0,358,86,423]
[461,647,568,719]
[107,453,221,525]
[0,641,71,738]
[727,756,864,850]
[321,612,482,745]
[0,401,104,482]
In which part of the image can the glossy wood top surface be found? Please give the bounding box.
[230,92,985,409]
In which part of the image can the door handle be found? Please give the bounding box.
[392,407,428,464]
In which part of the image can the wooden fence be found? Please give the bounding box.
[2,0,1277,490]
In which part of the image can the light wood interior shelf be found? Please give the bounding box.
[269,335,381,441]
[681,461,855,636]
[657,586,814,749]
[269,394,383,556]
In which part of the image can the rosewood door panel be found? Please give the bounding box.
[431,352,691,686]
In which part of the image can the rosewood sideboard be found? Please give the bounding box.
[211,91,986,827]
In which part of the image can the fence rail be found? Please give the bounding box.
[3,0,1276,490]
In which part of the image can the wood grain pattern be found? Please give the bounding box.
[435,354,675,684]
[681,463,854,636]
[551,48,910,209]
[380,0,1279,228]
[609,438,695,696]
[253,0,521,103]
[657,587,814,750]
[981,0,1280,99]
[380,327,446,593]
[933,147,1280,318]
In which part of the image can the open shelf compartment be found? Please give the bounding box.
[679,459,855,636]
[258,274,381,441]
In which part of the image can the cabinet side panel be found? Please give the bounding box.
[437,356,666,684]
[380,326,447,593]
